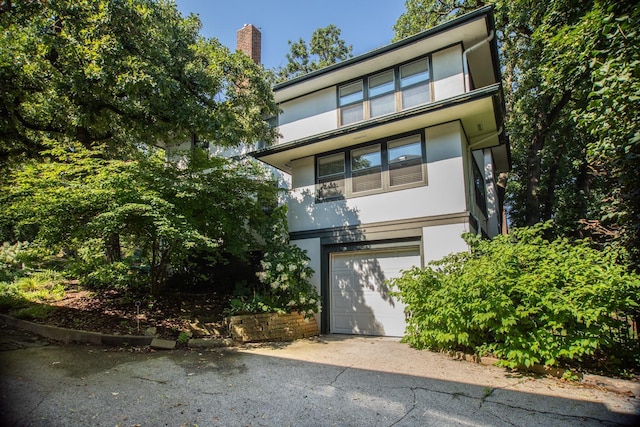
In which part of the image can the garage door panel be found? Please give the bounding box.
[330,248,420,337]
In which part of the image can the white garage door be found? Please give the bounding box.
[330,247,421,336]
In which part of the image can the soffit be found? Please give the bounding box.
[274,15,491,103]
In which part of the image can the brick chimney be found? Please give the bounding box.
[237,24,261,64]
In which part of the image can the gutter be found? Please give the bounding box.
[462,30,495,92]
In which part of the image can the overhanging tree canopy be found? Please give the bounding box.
[0,0,277,166]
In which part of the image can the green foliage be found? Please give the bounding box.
[0,0,277,167]
[275,25,353,82]
[393,1,640,268]
[0,147,281,295]
[82,262,146,291]
[0,241,29,282]
[390,223,640,372]
[227,206,320,318]
[0,270,65,313]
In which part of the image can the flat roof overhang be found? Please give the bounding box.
[252,83,510,174]
[273,6,498,104]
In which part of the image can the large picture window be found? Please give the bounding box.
[316,133,427,201]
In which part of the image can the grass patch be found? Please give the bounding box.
[11,304,58,320]
[0,270,66,310]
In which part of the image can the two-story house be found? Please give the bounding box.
[251,6,509,337]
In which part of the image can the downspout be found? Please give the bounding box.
[462,30,495,92]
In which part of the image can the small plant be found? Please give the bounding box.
[177,331,191,345]
[12,304,58,320]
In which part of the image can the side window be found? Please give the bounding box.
[368,70,395,118]
[339,81,364,125]
[351,144,382,193]
[388,136,424,187]
[317,153,345,201]
[400,59,430,109]
[472,159,487,216]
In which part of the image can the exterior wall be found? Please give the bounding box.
[432,45,464,101]
[274,48,466,146]
[291,237,322,329]
[422,222,470,264]
[278,87,337,144]
[287,121,467,233]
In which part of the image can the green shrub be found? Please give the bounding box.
[82,262,148,291]
[0,241,29,282]
[227,206,320,318]
[390,222,640,372]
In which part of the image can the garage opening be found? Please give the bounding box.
[329,247,421,336]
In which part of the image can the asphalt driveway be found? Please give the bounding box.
[0,325,638,426]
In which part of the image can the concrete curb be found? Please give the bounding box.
[0,314,153,347]
[2,314,637,397]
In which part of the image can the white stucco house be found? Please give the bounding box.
[250,6,509,336]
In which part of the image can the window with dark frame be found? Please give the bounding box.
[337,57,431,126]
[472,158,487,216]
[315,133,426,202]
[317,152,346,201]
[338,81,364,126]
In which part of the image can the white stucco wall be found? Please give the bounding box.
[287,121,468,232]
[291,237,322,327]
[277,87,337,144]
[432,45,464,101]
[422,222,470,264]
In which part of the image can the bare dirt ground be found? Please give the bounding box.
[35,288,231,339]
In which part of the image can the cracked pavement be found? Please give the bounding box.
[0,327,638,426]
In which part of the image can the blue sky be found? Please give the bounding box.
[174,0,408,70]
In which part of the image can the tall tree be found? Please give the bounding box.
[275,24,353,82]
[0,0,277,167]
[393,0,639,264]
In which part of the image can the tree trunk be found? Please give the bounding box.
[105,233,121,263]
[525,131,544,226]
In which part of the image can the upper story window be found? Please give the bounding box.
[388,136,424,186]
[316,133,426,202]
[400,59,430,109]
[338,57,431,127]
[351,144,382,193]
[338,81,364,125]
[317,152,346,201]
[369,70,395,118]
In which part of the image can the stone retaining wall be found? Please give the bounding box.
[227,311,319,343]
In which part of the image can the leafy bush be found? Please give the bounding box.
[0,241,29,282]
[82,262,148,292]
[227,206,320,318]
[390,222,640,372]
